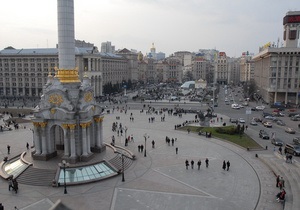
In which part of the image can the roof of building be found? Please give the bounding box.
[0,47,123,59]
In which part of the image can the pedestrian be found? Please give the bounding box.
[152,140,155,148]
[12,179,18,193]
[7,145,10,154]
[175,147,178,154]
[279,146,282,155]
[226,161,230,171]
[0,203,3,210]
[171,138,174,146]
[26,142,29,150]
[191,160,194,169]
[276,175,280,187]
[8,176,13,191]
[140,145,144,152]
[185,160,189,169]
[222,160,226,170]
[279,177,285,190]
[138,145,141,152]
[205,158,209,168]
[187,128,190,134]
[197,160,201,170]
[112,135,115,145]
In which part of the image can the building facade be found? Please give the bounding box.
[252,11,300,105]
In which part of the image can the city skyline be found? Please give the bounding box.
[0,0,299,57]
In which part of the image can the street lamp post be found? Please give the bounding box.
[59,160,69,194]
[124,126,128,146]
[121,153,125,182]
[144,133,149,157]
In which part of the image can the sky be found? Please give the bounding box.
[0,0,299,57]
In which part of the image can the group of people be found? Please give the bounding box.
[8,177,19,193]
[275,175,286,202]
[222,160,231,171]
[185,158,209,170]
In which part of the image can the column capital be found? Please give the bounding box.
[94,116,104,123]
[68,124,76,130]
[61,124,69,129]
[33,122,40,127]
[39,122,48,128]
[80,122,89,128]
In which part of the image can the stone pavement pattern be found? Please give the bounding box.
[0,108,285,210]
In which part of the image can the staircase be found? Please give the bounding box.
[17,167,57,186]
[259,154,300,210]
[108,153,133,171]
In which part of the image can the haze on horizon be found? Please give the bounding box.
[0,0,299,57]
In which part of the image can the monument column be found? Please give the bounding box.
[62,124,70,157]
[33,122,41,154]
[94,117,101,147]
[87,122,92,153]
[69,124,76,158]
[80,123,88,156]
[40,122,48,155]
[99,117,104,146]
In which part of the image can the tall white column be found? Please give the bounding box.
[80,123,88,156]
[62,125,70,156]
[57,0,75,69]
[33,123,41,154]
[40,123,48,155]
[69,124,76,158]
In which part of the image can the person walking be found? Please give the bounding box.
[191,160,194,169]
[205,158,209,168]
[222,160,226,170]
[152,140,155,148]
[226,161,230,171]
[26,142,29,150]
[279,177,285,190]
[276,175,280,187]
[279,146,282,155]
[185,160,189,169]
[197,160,201,170]
[175,147,178,154]
[7,145,10,154]
[138,145,141,152]
[140,145,144,152]
[0,203,4,210]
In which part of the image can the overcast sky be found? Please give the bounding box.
[0,0,299,57]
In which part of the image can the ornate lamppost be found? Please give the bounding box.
[121,153,125,182]
[59,160,69,194]
[143,133,149,157]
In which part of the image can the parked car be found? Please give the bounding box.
[271,138,284,146]
[250,120,258,126]
[256,105,265,111]
[262,112,272,117]
[229,118,238,123]
[265,115,276,120]
[259,130,270,139]
[285,127,296,134]
[291,116,300,121]
[284,143,300,156]
[293,137,300,145]
[239,118,246,123]
[276,120,286,126]
[288,112,299,117]
[263,121,272,128]
[252,117,262,122]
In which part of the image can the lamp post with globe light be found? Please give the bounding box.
[143,133,149,157]
[59,160,69,194]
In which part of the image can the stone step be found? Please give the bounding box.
[108,154,133,171]
[17,167,56,186]
[260,155,300,210]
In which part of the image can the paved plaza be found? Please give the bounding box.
[0,106,286,210]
